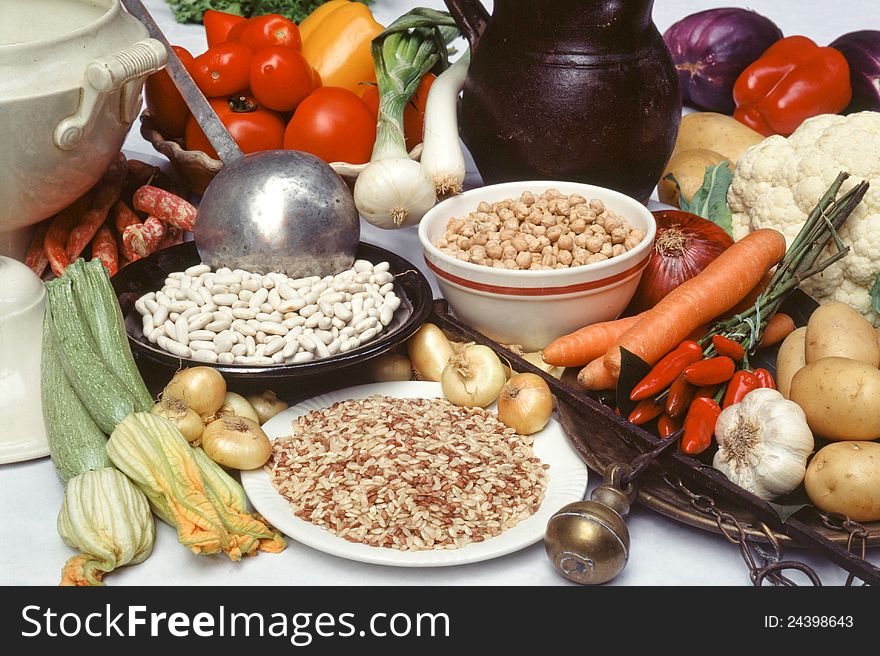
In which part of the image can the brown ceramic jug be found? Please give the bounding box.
[445,0,680,202]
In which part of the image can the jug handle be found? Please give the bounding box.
[444,0,489,51]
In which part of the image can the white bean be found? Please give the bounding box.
[385,295,401,312]
[326,338,341,355]
[278,297,306,313]
[379,282,394,296]
[256,331,268,344]
[303,290,320,305]
[189,340,216,352]
[347,283,366,294]
[268,288,281,308]
[277,283,297,300]
[232,320,256,337]
[340,326,356,338]
[231,343,247,357]
[164,339,192,358]
[351,311,368,326]
[192,350,218,363]
[315,329,334,345]
[281,341,297,359]
[360,327,379,342]
[367,308,379,319]
[261,321,288,336]
[353,259,373,273]
[380,305,394,326]
[317,316,332,330]
[354,272,371,284]
[242,279,261,293]
[185,264,211,277]
[299,334,317,352]
[208,317,233,332]
[332,303,352,322]
[283,316,306,329]
[214,293,237,306]
[304,314,321,329]
[245,335,256,356]
[198,287,213,305]
[355,316,378,332]
[175,317,190,345]
[261,276,276,290]
[152,305,169,326]
[181,306,200,320]
[218,352,235,364]
[238,289,254,302]
[289,277,316,290]
[135,298,149,315]
[255,344,267,358]
[147,328,162,344]
[188,313,212,331]
[142,315,154,335]
[232,307,257,320]
[164,278,181,289]
[319,300,334,317]
[156,291,173,306]
[214,334,235,354]
[314,339,331,359]
[331,316,346,330]
[351,296,364,315]
[363,298,376,311]
[189,329,216,341]
[249,287,269,308]
[265,336,285,356]
[321,291,344,304]
[292,351,314,363]
[339,338,355,352]
[256,311,282,322]
[300,304,319,318]
[260,302,274,314]
[163,319,176,337]
[215,273,241,285]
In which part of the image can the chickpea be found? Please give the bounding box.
[529,262,543,271]
[455,251,471,262]
[546,188,562,198]
[529,210,543,225]
[512,235,529,252]
[612,244,627,257]
[486,241,503,259]
[502,246,518,262]
[604,215,621,231]
[457,236,472,250]
[555,199,570,215]
[558,249,573,266]
[587,253,608,264]
[448,218,465,234]
[502,217,519,231]
[555,263,568,269]
[515,251,532,268]
[542,252,556,267]
[476,201,492,213]
[592,224,607,236]
[459,224,475,238]
[470,245,488,261]
[471,232,488,247]
[574,247,589,262]
[624,234,643,250]
[521,222,534,235]
[571,218,587,234]
[541,212,557,227]
[541,245,554,256]
[521,191,536,205]
[503,258,518,269]
[569,193,586,205]
[493,260,507,269]
[586,236,604,253]
[600,241,613,257]
[611,226,629,245]
[546,226,563,243]
[512,201,529,218]
[499,228,517,242]
[575,233,588,248]
[532,224,547,236]
[436,238,449,248]
[558,234,574,251]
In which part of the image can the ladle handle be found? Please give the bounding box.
[119,0,244,164]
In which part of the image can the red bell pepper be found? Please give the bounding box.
[733,35,851,137]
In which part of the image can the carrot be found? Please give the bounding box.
[721,271,773,319]
[44,195,91,277]
[133,185,196,232]
[91,223,119,276]
[577,357,618,390]
[25,220,51,277]
[604,229,787,376]
[758,312,795,348]
[543,313,645,367]
[66,154,127,260]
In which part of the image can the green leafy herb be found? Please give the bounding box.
[165,0,373,25]
[870,272,880,314]
[668,162,735,237]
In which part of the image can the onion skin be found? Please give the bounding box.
[626,210,733,314]
[830,30,880,112]
[201,416,272,470]
[497,373,554,435]
[162,366,227,419]
[664,8,782,113]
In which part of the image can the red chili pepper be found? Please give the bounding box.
[695,386,717,399]
[722,370,760,408]
[753,368,777,390]
[733,35,852,137]
[680,397,721,455]
[711,334,745,361]
[665,374,696,419]
[628,399,664,426]
[657,413,682,438]
[630,341,703,401]
[683,356,736,386]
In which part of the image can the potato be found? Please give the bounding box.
[776,326,806,399]
[789,357,880,440]
[657,149,732,207]
[673,112,764,164]
[805,301,880,366]
[804,442,880,521]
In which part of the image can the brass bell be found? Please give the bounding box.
[545,464,635,585]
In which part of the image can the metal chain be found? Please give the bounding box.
[819,512,870,586]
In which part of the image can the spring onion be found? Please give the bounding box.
[354,8,458,229]
[421,51,469,196]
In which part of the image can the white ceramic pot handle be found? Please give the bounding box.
[54,38,168,151]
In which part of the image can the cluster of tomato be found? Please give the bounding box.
[626,335,777,455]
[144,11,432,166]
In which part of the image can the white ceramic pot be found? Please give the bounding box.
[419,181,656,351]
[0,0,167,259]
[0,256,49,464]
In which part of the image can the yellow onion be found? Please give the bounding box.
[246,390,288,424]
[162,366,226,418]
[201,415,272,470]
[441,344,506,408]
[368,353,414,382]
[150,398,205,444]
[497,373,554,435]
[407,323,454,382]
[212,392,260,424]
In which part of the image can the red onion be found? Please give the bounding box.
[663,8,782,113]
[830,30,880,112]
[627,210,734,314]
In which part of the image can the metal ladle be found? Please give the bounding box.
[121,0,359,278]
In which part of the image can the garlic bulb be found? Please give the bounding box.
[713,388,814,501]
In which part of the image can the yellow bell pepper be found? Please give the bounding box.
[300,0,384,95]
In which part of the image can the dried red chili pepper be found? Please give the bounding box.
[733,35,852,137]
[753,368,777,390]
[657,413,682,438]
[680,396,721,455]
[665,374,696,419]
[711,334,745,361]
[628,399,664,426]
[630,340,703,401]
[683,356,736,386]
[722,370,759,408]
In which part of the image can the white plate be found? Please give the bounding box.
[241,381,589,567]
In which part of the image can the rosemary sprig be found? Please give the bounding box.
[701,172,870,354]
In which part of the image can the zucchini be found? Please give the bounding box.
[45,276,141,434]
[41,310,110,483]
[71,259,152,409]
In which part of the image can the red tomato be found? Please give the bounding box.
[192,41,253,97]
[250,46,316,112]
[185,96,286,158]
[284,87,376,164]
[144,45,196,138]
[203,9,245,47]
[358,73,435,151]
[234,14,301,52]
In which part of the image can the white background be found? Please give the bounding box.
[2,0,878,586]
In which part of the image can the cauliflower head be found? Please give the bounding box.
[729,112,880,323]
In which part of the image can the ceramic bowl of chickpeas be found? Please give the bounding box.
[418,181,656,350]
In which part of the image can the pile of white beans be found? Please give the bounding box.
[133,261,401,365]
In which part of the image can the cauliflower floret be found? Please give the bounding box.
[729,112,880,323]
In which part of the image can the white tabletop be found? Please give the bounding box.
[2,0,877,586]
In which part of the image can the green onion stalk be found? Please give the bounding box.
[354,8,459,229]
